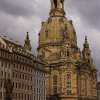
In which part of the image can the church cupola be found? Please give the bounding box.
[24,32,32,51]
[50,0,65,17]
[82,36,92,63]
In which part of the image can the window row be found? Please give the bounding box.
[0,50,33,65]
[33,94,46,100]
[34,87,46,94]
[13,82,33,90]
[12,54,32,64]
[13,92,33,100]
[13,72,32,81]
[34,79,45,86]
[0,50,12,59]
[13,64,32,73]
[0,71,10,79]
[34,71,45,78]
[0,61,11,69]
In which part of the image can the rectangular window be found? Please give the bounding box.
[67,90,71,95]
[53,75,57,94]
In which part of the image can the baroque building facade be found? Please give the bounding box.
[0,33,46,100]
[38,0,97,100]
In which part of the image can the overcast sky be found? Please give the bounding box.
[0,0,100,78]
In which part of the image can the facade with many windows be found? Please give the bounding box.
[33,63,46,100]
[0,33,46,100]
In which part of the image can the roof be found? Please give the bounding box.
[0,34,47,73]
[0,35,32,56]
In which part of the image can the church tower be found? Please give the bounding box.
[24,32,32,51]
[82,36,92,64]
[38,0,97,100]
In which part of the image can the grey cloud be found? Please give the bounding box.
[65,0,100,29]
[33,0,50,20]
[0,0,35,17]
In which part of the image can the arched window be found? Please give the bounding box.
[45,30,48,38]
[54,0,57,8]
[60,0,63,8]
[81,76,87,96]
[67,50,70,57]
[53,75,57,94]
[66,73,72,95]
[60,0,63,4]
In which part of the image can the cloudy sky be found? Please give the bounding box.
[0,0,100,77]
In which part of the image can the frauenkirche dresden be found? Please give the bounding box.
[38,0,97,100]
[0,0,97,100]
